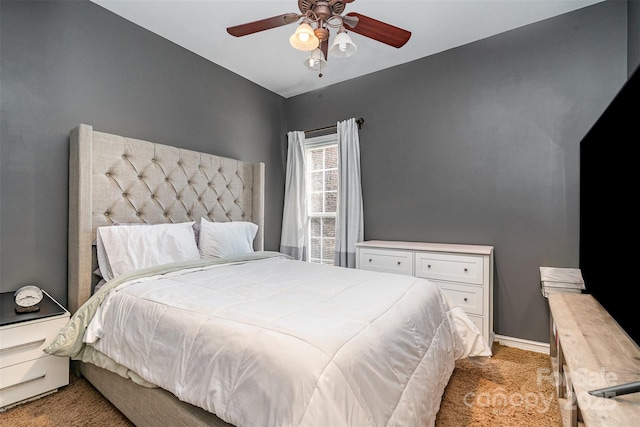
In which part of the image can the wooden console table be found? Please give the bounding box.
[548,293,640,426]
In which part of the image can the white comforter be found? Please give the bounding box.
[84,254,489,427]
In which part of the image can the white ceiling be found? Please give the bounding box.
[91,0,603,98]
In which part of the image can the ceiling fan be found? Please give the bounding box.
[227,0,411,75]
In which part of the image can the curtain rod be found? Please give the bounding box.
[304,117,364,135]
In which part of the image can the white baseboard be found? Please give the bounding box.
[494,334,550,354]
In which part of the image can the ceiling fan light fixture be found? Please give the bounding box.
[304,48,327,71]
[227,1,412,76]
[290,23,319,51]
[329,30,357,58]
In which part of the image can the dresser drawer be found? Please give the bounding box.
[0,354,69,409]
[467,314,484,333]
[435,281,484,316]
[358,248,413,275]
[415,252,484,285]
[0,316,69,369]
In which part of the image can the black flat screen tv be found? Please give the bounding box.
[579,64,639,347]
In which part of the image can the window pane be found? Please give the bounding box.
[311,171,324,191]
[322,217,335,238]
[310,238,321,259]
[322,238,335,260]
[325,146,338,168]
[325,191,337,213]
[311,149,323,170]
[325,169,338,191]
[310,192,323,213]
[310,217,321,237]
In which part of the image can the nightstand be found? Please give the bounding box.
[0,290,70,411]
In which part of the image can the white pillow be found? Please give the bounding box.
[96,221,200,280]
[199,218,258,258]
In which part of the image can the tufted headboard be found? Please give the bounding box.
[68,124,265,313]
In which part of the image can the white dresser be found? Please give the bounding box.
[0,290,70,411]
[355,240,494,346]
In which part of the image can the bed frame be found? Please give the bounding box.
[68,124,265,426]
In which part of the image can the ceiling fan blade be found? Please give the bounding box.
[227,13,300,37]
[343,12,411,48]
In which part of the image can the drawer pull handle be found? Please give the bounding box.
[369,259,372,262]
[397,261,401,265]
[427,265,431,269]
[464,268,468,272]
[463,297,468,302]
[0,373,46,392]
[0,338,46,353]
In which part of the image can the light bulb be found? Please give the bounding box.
[303,48,326,71]
[290,23,319,51]
[329,30,357,58]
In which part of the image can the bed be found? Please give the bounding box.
[45,124,490,427]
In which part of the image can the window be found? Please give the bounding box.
[306,135,338,265]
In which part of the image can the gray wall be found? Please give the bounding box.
[0,0,634,343]
[285,1,628,342]
[630,0,640,74]
[0,1,287,305]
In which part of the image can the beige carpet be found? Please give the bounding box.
[437,343,562,426]
[0,373,133,427]
[2,344,561,426]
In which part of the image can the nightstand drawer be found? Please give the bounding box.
[435,282,484,316]
[0,354,69,409]
[358,248,413,275]
[415,252,484,285]
[0,316,68,368]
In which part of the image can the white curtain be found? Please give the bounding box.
[280,131,308,260]
[334,118,364,268]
